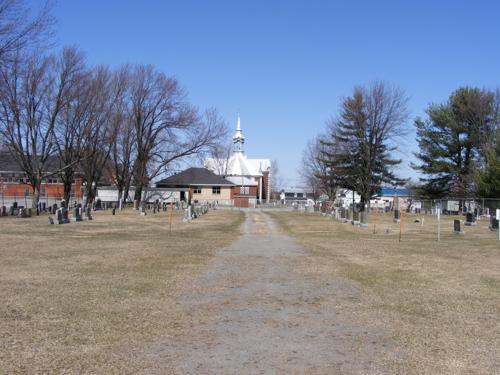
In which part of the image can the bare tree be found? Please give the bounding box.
[79,66,121,206]
[52,47,88,203]
[0,49,84,208]
[206,138,232,176]
[130,65,226,205]
[0,0,55,65]
[108,66,135,207]
[269,159,285,200]
[299,136,336,200]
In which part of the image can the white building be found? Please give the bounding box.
[204,114,271,204]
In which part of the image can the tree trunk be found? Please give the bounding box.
[134,185,143,207]
[32,182,41,209]
[117,187,123,208]
[123,183,130,205]
[62,175,73,204]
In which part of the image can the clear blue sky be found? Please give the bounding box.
[45,0,500,186]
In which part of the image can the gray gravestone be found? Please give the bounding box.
[1,206,6,216]
[359,211,368,227]
[394,210,400,223]
[183,205,192,222]
[48,216,54,225]
[85,206,93,220]
[454,219,464,235]
[73,204,82,222]
[352,211,360,225]
[56,208,63,224]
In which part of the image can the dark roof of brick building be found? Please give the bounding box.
[156,168,234,187]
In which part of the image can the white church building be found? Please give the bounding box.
[204,115,271,206]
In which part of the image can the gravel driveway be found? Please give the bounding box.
[141,210,389,374]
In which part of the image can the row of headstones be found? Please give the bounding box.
[329,207,368,227]
[48,202,93,225]
[453,216,499,234]
[0,201,82,218]
[182,204,210,222]
[0,204,34,218]
[136,200,186,216]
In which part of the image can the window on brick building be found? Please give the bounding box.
[212,186,221,195]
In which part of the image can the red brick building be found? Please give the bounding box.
[0,152,84,204]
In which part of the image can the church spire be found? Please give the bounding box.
[233,113,245,153]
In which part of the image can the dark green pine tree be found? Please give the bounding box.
[413,87,499,198]
[476,143,500,198]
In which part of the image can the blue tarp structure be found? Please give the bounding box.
[377,187,411,197]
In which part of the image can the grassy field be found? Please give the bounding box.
[268,210,500,375]
[0,208,244,374]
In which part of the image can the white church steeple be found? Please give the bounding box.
[232,113,245,153]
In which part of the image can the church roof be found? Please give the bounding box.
[226,175,258,186]
[156,168,234,187]
[204,114,271,177]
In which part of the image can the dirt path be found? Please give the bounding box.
[141,211,389,374]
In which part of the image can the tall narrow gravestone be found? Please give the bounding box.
[85,206,93,220]
[393,210,400,223]
[352,211,360,225]
[56,208,64,224]
[73,204,82,222]
[359,211,368,227]
[183,205,192,222]
[454,219,464,235]
[490,216,499,230]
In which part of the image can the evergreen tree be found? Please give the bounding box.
[476,141,500,198]
[413,87,499,198]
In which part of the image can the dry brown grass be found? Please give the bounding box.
[268,210,500,375]
[0,208,244,374]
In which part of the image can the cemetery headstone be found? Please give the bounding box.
[352,210,360,225]
[183,205,192,222]
[465,212,476,226]
[56,208,63,224]
[490,216,499,230]
[454,219,464,235]
[140,203,147,216]
[393,209,400,223]
[359,211,368,227]
[47,216,54,225]
[73,205,82,222]
[112,207,116,215]
[12,201,18,209]
[1,206,6,216]
[42,202,46,211]
[85,206,92,220]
